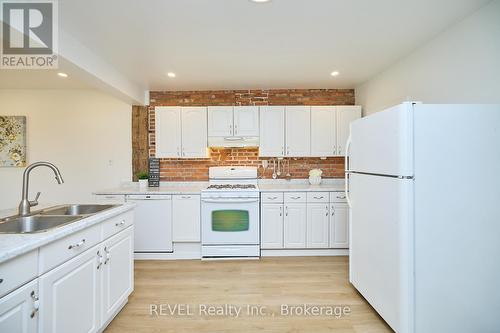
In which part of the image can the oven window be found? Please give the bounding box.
[212,210,249,232]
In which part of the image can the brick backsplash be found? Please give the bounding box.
[144,89,354,181]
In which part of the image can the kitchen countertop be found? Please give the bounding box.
[0,203,135,265]
[258,179,345,192]
[94,179,345,195]
[94,182,208,195]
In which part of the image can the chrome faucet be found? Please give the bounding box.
[18,162,64,216]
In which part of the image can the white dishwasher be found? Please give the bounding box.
[126,194,173,252]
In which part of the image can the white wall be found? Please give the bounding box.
[0,90,132,210]
[356,0,500,115]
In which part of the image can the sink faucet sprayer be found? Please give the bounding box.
[18,162,64,216]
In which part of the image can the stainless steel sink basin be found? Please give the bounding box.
[0,215,83,234]
[40,204,117,216]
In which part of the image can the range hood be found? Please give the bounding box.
[208,136,259,148]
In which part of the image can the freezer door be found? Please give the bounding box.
[349,173,413,333]
[349,102,414,177]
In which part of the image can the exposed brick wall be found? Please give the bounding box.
[145,89,354,181]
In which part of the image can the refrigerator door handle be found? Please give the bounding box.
[345,133,352,172]
[345,172,352,208]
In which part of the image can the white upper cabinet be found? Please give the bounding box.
[311,106,336,157]
[208,106,233,137]
[234,106,259,136]
[259,106,285,157]
[155,106,207,158]
[181,107,207,158]
[336,106,362,155]
[155,106,181,158]
[285,106,311,157]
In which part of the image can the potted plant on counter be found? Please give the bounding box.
[136,171,149,189]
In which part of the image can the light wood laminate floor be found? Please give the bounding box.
[105,257,393,333]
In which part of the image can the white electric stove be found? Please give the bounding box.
[201,166,260,259]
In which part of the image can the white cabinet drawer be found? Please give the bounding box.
[306,192,329,203]
[94,194,125,204]
[330,191,347,203]
[261,192,284,203]
[0,250,38,298]
[39,224,101,274]
[284,192,307,203]
[102,211,134,241]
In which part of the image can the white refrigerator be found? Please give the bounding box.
[346,102,500,333]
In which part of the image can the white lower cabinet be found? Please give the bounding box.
[306,203,330,248]
[39,244,101,333]
[260,204,284,249]
[283,203,307,248]
[39,226,134,333]
[101,227,134,326]
[330,203,349,248]
[172,195,201,242]
[261,191,349,250]
[0,280,38,333]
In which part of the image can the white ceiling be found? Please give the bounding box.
[0,0,490,97]
[56,0,489,91]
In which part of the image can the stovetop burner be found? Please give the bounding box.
[206,184,257,190]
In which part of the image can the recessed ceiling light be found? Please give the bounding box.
[167,72,176,78]
[330,71,340,77]
[57,72,68,78]
[250,0,271,3]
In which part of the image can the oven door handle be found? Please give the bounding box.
[201,199,259,203]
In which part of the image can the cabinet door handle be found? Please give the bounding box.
[234,124,238,135]
[0,278,3,284]
[281,146,284,156]
[115,220,126,227]
[68,239,86,250]
[279,206,282,217]
[97,250,103,269]
[331,206,335,216]
[104,246,110,265]
[326,205,329,216]
[285,206,288,216]
[30,290,39,318]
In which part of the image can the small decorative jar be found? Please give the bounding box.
[309,169,323,185]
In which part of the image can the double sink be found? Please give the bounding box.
[0,204,118,234]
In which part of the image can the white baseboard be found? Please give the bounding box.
[134,242,202,260]
[134,243,349,260]
[261,249,349,257]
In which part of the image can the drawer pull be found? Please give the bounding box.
[115,220,126,227]
[313,196,324,199]
[268,196,278,200]
[290,196,301,200]
[68,239,86,250]
[181,196,191,199]
[336,195,346,199]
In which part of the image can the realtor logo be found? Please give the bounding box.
[1,0,58,69]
